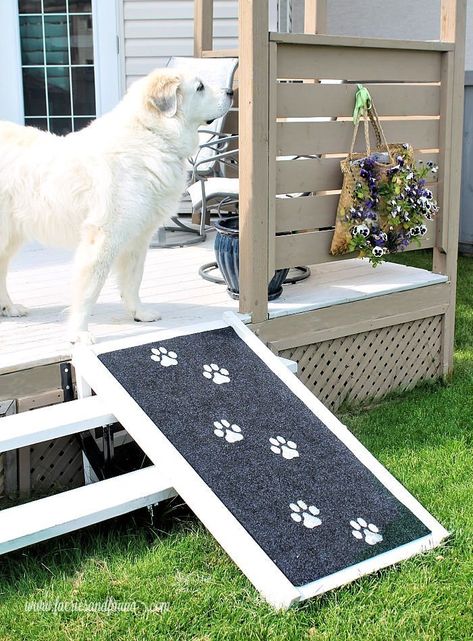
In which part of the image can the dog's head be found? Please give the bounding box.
[131,69,233,129]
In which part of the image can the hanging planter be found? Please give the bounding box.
[214,217,289,301]
[330,86,439,266]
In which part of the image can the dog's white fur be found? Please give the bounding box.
[0,69,232,343]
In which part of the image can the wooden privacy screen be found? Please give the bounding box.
[270,36,448,271]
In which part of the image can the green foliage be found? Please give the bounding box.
[346,149,438,267]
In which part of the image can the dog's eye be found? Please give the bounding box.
[196,82,204,92]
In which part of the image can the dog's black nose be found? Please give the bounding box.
[226,89,234,97]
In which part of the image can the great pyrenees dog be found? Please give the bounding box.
[0,69,233,343]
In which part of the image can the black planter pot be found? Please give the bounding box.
[214,217,289,301]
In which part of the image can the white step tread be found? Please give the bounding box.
[0,466,175,554]
[0,395,115,451]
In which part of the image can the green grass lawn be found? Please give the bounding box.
[0,252,472,641]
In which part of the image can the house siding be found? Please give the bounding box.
[123,0,238,87]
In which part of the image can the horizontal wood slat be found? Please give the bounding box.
[251,283,451,351]
[274,222,436,269]
[276,154,439,194]
[201,49,240,58]
[0,396,115,452]
[276,83,441,118]
[276,44,442,82]
[277,157,341,192]
[270,33,454,53]
[0,466,175,555]
[277,119,439,156]
[275,184,438,233]
[276,195,340,232]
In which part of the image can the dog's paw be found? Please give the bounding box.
[133,306,162,323]
[1,303,29,317]
[68,331,96,345]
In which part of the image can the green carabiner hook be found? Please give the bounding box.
[353,84,372,125]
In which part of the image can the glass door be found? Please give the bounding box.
[18,0,96,134]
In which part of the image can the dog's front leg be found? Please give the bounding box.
[0,237,28,317]
[68,226,118,344]
[115,235,161,322]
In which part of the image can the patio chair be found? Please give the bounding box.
[152,56,239,248]
[190,147,311,286]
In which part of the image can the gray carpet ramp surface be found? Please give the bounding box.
[99,327,432,587]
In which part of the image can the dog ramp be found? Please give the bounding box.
[73,314,448,609]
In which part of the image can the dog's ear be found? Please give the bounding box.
[148,73,180,118]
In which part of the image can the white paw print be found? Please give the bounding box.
[289,500,321,529]
[151,346,178,367]
[203,363,230,385]
[350,517,383,545]
[213,420,243,443]
[269,436,299,460]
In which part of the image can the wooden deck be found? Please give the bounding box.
[0,236,447,375]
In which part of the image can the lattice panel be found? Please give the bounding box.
[26,435,84,494]
[280,316,443,411]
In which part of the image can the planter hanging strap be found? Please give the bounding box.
[349,85,394,163]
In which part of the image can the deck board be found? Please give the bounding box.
[0,237,447,374]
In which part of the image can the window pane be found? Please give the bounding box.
[73,116,93,131]
[25,117,48,131]
[22,67,46,116]
[44,15,69,65]
[43,0,66,11]
[72,67,95,115]
[18,1,41,13]
[19,16,43,65]
[70,14,94,64]
[50,118,72,136]
[47,66,71,115]
[68,1,92,12]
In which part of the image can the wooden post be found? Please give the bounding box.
[238,0,270,323]
[434,0,467,375]
[194,0,213,57]
[304,0,327,34]
[440,0,456,41]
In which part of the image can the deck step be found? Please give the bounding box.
[0,395,115,451]
[0,466,175,554]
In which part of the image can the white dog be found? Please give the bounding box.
[0,69,233,343]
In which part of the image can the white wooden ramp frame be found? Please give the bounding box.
[72,313,448,610]
[0,326,296,563]
[0,396,177,555]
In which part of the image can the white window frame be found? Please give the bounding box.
[0,0,24,123]
[0,0,122,124]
